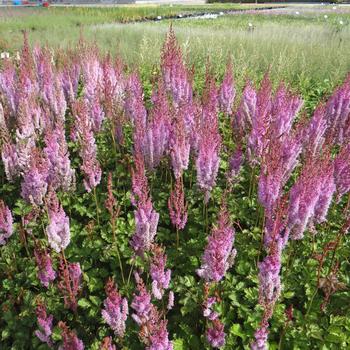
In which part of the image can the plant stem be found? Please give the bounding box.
[112,220,125,285]
[93,186,100,225]
[176,227,179,250]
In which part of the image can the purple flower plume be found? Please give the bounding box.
[161,27,192,106]
[168,177,188,231]
[334,143,350,201]
[150,245,171,300]
[21,150,48,206]
[58,321,84,350]
[102,278,128,338]
[100,337,116,350]
[34,246,56,287]
[206,319,226,349]
[46,190,70,253]
[58,259,82,312]
[35,302,54,348]
[73,100,101,192]
[0,200,13,246]
[197,202,236,282]
[219,59,235,115]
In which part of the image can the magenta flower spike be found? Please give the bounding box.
[168,177,188,231]
[219,59,235,116]
[206,319,226,349]
[34,246,56,287]
[197,202,236,282]
[0,200,13,246]
[35,302,54,348]
[21,150,49,206]
[334,143,350,201]
[58,322,84,350]
[102,278,128,338]
[150,245,171,300]
[73,100,101,192]
[46,190,70,253]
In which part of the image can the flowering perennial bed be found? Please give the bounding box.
[0,29,349,349]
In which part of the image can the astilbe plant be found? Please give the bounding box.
[0,199,13,246]
[34,245,56,287]
[150,244,171,300]
[131,274,173,350]
[168,177,188,231]
[100,337,116,350]
[197,201,236,282]
[161,25,192,106]
[218,59,235,116]
[58,321,84,350]
[58,258,82,312]
[46,190,70,253]
[334,142,350,201]
[130,151,159,255]
[21,149,49,205]
[35,301,54,348]
[101,278,128,338]
[73,99,101,192]
[196,72,221,201]
[141,80,170,170]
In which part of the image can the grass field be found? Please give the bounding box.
[1,4,350,99]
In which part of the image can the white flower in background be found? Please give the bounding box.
[248,22,253,27]
[324,15,328,19]
[15,51,20,60]
[219,12,224,16]
[178,14,183,18]
[0,52,10,59]
[333,6,337,10]
[295,11,300,15]
[339,20,344,25]
[157,16,162,20]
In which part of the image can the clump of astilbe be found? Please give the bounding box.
[169,114,191,179]
[0,60,18,115]
[247,74,272,164]
[202,286,226,348]
[46,190,70,253]
[235,81,257,139]
[132,275,173,350]
[218,59,235,116]
[304,104,328,157]
[141,80,171,170]
[34,245,56,287]
[258,132,302,214]
[60,61,80,107]
[81,53,105,132]
[334,143,350,201]
[44,123,75,192]
[125,72,147,129]
[150,244,171,300]
[131,273,153,326]
[206,320,226,349]
[34,47,67,120]
[196,72,221,201]
[58,321,84,350]
[324,75,350,145]
[21,149,49,206]
[161,26,192,106]
[101,55,125,144]
[35,301,54,348]
[100,337,116,350]
[251,324,269,350]
[288,154,335,240]
[58,258,82,312]
[130,152,159,255]
[197,201,236,282]
[0,200,13,246]
[227,146,243,182]
[168,177,188,231]
[73,99,101,192]
[101,278,128,338]
[1,142,20,181]
[269,83,303,138]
